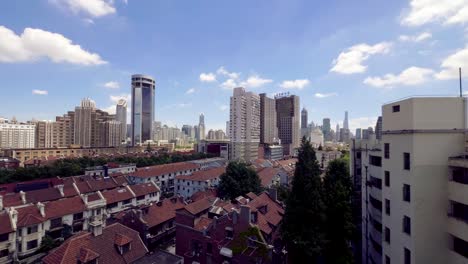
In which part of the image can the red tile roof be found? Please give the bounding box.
[129,182,159,197]
[114,233,133,246]
[0,211,13,235]
[16,204,46,227]
[248,193,284,235]
[2,192,23,207]
[43,223,148,264]
[184,197,217,215]
[175,167,225,181]
[141,198,185,227]
[194,216,213,231]
[102,187,134,204]
[78,248,100,263]
[245,192,257,200]
[45,196,86,219]
[131,162,199,178]
[257,167,279,187]
[26,188,63,203]
[190,189,217,202]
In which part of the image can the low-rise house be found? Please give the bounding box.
[118,197,185,250]
[175,190,286,264]
[128,162,200,196]
[175,167,225,199]
[0,211,15,264]
[186,157,227,170]
[103,182,160,215]
[42,223,149,264]
[257,167,281,188]
[85,163,136,177]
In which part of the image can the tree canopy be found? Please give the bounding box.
[217,161,262,200]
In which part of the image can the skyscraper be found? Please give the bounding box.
[34,120,54,148]
[74,98,95,147]
[375,116,382,140]
[229,87,260,161]
[131,74,155,146]
[301,107,308,129]
[355,128,362,140]
[116,99,127,144]
[275,93,300,155]
[198,113,205,141]
[322,118,331,141]
[336,123,340,142]
[259,93,278,144]
[344,110,349,130]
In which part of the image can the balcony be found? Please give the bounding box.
[449,182,468,205]
[449,156,468,169]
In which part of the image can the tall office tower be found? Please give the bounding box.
[340,128,351,143]
[355,128,362,140]
[322,118,331,141]
[99,120,122,147]
[275,93,300,155]
[0,119,35,149]
[116,99,127,143]
[54,112,74,147]
[229,87,260,161]
[225,121,230,138]
[301,108,308,129]
[259,93,278,144]
[375,116,383,140]
[74,98,95,147]
[194,125,199,141]
[198,113,206,141]
[34,121,54,148]
[131,74,155,146]
[351,97,468,264]
[344,110,349,130]
[336,124,341,142]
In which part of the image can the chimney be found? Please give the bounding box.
[240,205,251,224]
[92,224,103,237]
[56,184,64,197]
[9,208,18,230]
[0,195,3,211]
[19,191,26,204]
[82,194,88,204]
[37,202,45,217]
[268,188,277,201]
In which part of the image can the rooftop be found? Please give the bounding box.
[131,162,199,178]
[175,166,225,181]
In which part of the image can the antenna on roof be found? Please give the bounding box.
[460,67,463,97]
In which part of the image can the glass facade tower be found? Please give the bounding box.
[131,74,155,146]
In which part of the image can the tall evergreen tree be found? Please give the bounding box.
[281,137,326,263]
[217,161,262,200]
[323,159,354,264]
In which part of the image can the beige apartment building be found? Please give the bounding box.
[352,97,468,264]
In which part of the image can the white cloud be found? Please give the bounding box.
[185,88,195,94]
[315,92,337,98]
[220,79,238,90]
[364,66,434,88]
[217,66,240,79]
[103,81,119,89]
[110,93,131,104]
[399,32,432,42]
[349,117,378,132]
[51,0,116,18]
[435,46,468,80]
[83,18,95,25]
[240,75,273,88]
[219,105,228,111]
[401,0,468,26]
[199,72,216,82]
[32,89,48,95]
[330,42,392,74]
[279,79,310,90]
[0,26,106,65]
[104,93,131,115]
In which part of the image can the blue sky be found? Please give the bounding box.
[1,0,468,132]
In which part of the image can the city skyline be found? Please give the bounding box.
[2,1,468,132]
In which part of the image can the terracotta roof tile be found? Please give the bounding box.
[0,212,13,235]
[184,197,217,215]
[131,162,199,178]
[248,193,284,234]
[78,248,100,263]
[2,192,23,207]
[140,198,185,227]
[45,196,86,219]
[16,204,46,227]
[194,216,213,231]
[130,182,159,197]
[25,188,63,203]
[114,233,133,246]
[176,167,225,181]
[102,187,134,204]
[257,167,279,187]
[190,189,217,202]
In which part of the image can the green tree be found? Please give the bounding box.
[323,159,354,264]
[217,161,262,200]
[281,137,326,263]
[38,235,60,253]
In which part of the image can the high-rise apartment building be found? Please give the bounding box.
[351,97,468,264]
[301,107,308,129]
[99,120,122,147]
[323,118,332,141]
[229,87,260,161]
[198,113,205,141]
[259,93,278,144]
[226,121,230,138]
[275,94,300,155]
[74,98,95,147]
[0,119,35,149]
[34,120,54,148]
[375,116,383,140]
[116,99,127,144]
[53,112,74,147]
[131,74,155,146]
[182,124,194,139]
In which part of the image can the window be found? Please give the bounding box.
[404,248,411,264]
[453,235,468,258]
[122,199,131,205]
[452,168,468,184]
[0,233,8,242]
[27,240,38,250]
[73,212,83,221]
[107,202,118,209]
[393,105,400,112]
[225,227,233,239]
[369,155,382,167]
[385,255,390,264]
[50,217,62,229]
[370,195,382,212]
[371,176,382,189]
[385,171,390,187]
[404,153,411,170]
[137,195,145,201]
[371,217,382,232]
[0,249,8,258]
[450,201,468,222]
[384,143,390,159]
[27,225,38,234]
[403,216,411,235]
[385,199,390,215]
[385,227,390,243]
[403,184,411,202]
